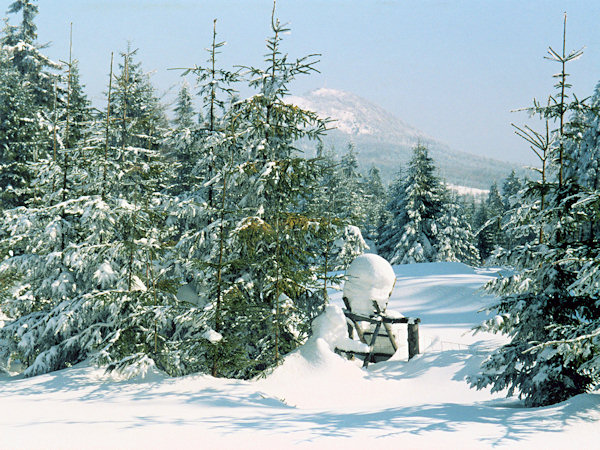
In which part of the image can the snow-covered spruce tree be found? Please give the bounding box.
[335,143,368,226]
[474,182,507,261]
[472,200,493,261]
[501,170,524,210]
[166,80,197,195]
[0,33,103,374]
[437,195,480,265]
[306,145,366,301]
[379,145,477,264]
[486,183,506,246]
[164,19,249,377]
[539,80,600,396]
[0,1,61,208]
[362,164,387,242]
[216,7,329,377]
[85,48,185,374]
[500,170,526,250]
[0,45,186,377]
[470,16,598,406]
[381,145,439,263]
[376,168,406,260]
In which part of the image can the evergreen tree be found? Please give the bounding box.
[378,145,477,264]
[335,143,367,226]
[477,183,506,258]
[0,2,60,207]
[472,200,493,260]
[218,6,329,376]
[501,170,523,210]
[0,45,180,377]
[437,195,480,265]
[376,168,405,260]
[166,19,243,377]
[470,16,598,406]
[166,81,197,195]
[381,145,445,263]
[362,165,387,241]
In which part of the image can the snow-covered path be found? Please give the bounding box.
[1,263,598,449]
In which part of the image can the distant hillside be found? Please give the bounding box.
[289,88,525,189]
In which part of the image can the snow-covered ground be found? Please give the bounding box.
[1,262,598,449]
[446,183,489,199]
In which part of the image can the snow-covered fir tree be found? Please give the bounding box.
[501,170,523,210]
[315,151,368,279]
[167,81,196,194]
[474,182,507,261]
[336,143,367,226]
[471,18,599,406]
[213,7,330,377]
[164,20,247,377]
[376,168,405,259]
[0,44,186,377]
[437,195,480,265]
[0,1,61,208]
[378,144,477,264]
[362,165,387,242]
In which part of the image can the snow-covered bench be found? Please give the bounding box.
[339,254,420,367]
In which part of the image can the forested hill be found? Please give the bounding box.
[289,88,524,188]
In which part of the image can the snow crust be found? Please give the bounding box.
[343,253,396,315]
[1,262,598,449]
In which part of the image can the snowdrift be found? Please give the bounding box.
[1,262,598,449]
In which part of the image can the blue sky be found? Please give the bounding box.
[10,0,600,165]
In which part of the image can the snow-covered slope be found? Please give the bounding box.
[290,88,524,189]
[289,88,426,144]
[1,262,598,449]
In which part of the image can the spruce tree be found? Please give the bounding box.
[378,145,477,264]
[381,145,445,263]
[475,183,506,259]
[0,43,181,377]
[0,1,60,207]
[362,165,387,242]
[220,5,328,376]
[470,16,598,406]
[166,19,243,377]
[377,168,406,260]
[437,195,480,265]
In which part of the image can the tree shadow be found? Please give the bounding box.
[87,394,599,447]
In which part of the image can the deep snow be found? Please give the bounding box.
[1,262,598,449]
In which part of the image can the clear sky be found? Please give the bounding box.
[7,0,600,165]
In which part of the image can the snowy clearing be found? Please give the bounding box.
[1,262,598,449]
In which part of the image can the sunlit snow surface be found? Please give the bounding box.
[1,262,598,449]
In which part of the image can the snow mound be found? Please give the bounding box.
[343,254,396,315]
[311,305,369,354]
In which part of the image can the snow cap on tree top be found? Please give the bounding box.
[343,254,396,315]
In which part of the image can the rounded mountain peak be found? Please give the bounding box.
[288,88,427,144]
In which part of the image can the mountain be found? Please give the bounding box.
[289,88,524,189]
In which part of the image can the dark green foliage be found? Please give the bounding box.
[378,145,478,264]
[471,17,599,406]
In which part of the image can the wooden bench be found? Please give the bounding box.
[340,297,420,367]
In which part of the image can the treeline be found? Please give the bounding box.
[0,2,373,379]
[0,1,492,379]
